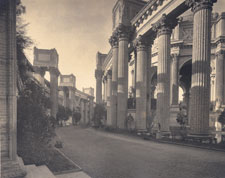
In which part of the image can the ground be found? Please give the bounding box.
[56,126,225,178]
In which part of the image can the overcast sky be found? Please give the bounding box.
[22,0,225,94]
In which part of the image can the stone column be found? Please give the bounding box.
[103,76,107,102]
[0,0,26,177]
[80,100,84,124]
[84,101,88,124]
[109,35,119,128]
[63,87,68,108]
[170,54,179,105]
[215,50,224,109]
[89,97,94,124]
[117,24,130,129]
[95,69,103,104]
[134,35,149,131]
[106,70,112,126]
[152,14,171,133]
[50,67,60,118]
[186,0,216,135]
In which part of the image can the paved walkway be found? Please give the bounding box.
[56,126,225,178]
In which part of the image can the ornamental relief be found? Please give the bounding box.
[181,27,193,41]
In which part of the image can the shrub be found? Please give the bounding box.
[17,79,56,164]
[93,104,106,127]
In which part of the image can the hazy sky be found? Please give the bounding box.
[22,0,225,93]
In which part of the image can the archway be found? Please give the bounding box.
[179,59,192,120]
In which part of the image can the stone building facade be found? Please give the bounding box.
[95,0,222,136]
[58,74,94,125]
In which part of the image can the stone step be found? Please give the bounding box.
[1,159,26,178]
[24,165,56,178]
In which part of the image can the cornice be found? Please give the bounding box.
[131,0,164,28]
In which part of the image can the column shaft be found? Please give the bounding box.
[50,69,59,118]
[189,3,213,135]
[117,37,128,129]
[110,36,119,128]
[95,70,102,104]
[0,0,17,160]
[215,51,224,108]
[135,36,149,131]
[170,54,179,105]
[156,28,171,132]
[107,72,112,126]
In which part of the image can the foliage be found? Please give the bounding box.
[16,1,56,165]
[72,111,81,125]
[17,79,56,164]
[218,109,225,126]
[56,105,72,125]
[16,1,33,52]
[93,104,106,127]
[176,111,188,129]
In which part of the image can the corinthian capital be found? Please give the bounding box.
[152,14,172,37]
[116,23,134,40]
[133,35,147,51]
[109,35,118,48]
[185,0,217,13]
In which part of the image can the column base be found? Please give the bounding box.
[1,156,27,178]
[136,129,148,136]
[186,134,214,143]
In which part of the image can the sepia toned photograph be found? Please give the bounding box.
[1,0,225,178]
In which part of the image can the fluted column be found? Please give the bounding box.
[215,50,224,109]
[103,76,107,102]
[134,35,150,131]
[186,0,216,135]
[50,67,60,118]
[109,35,119,128]
[106,70,112,126]
[153,14,171,133]
[80,100,85,124]
[95,69,103,104]
[170,54,179,105]
[117,24,130,129]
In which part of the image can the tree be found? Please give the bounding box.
[17,79,56,164]
[93,104,106,127]
[56,105,72,126]
[218,109,225,130]
[16,1,56,165]
[72,111,81,125]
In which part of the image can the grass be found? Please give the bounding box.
[18,145,81,174]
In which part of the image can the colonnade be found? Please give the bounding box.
[95,0,217,136]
